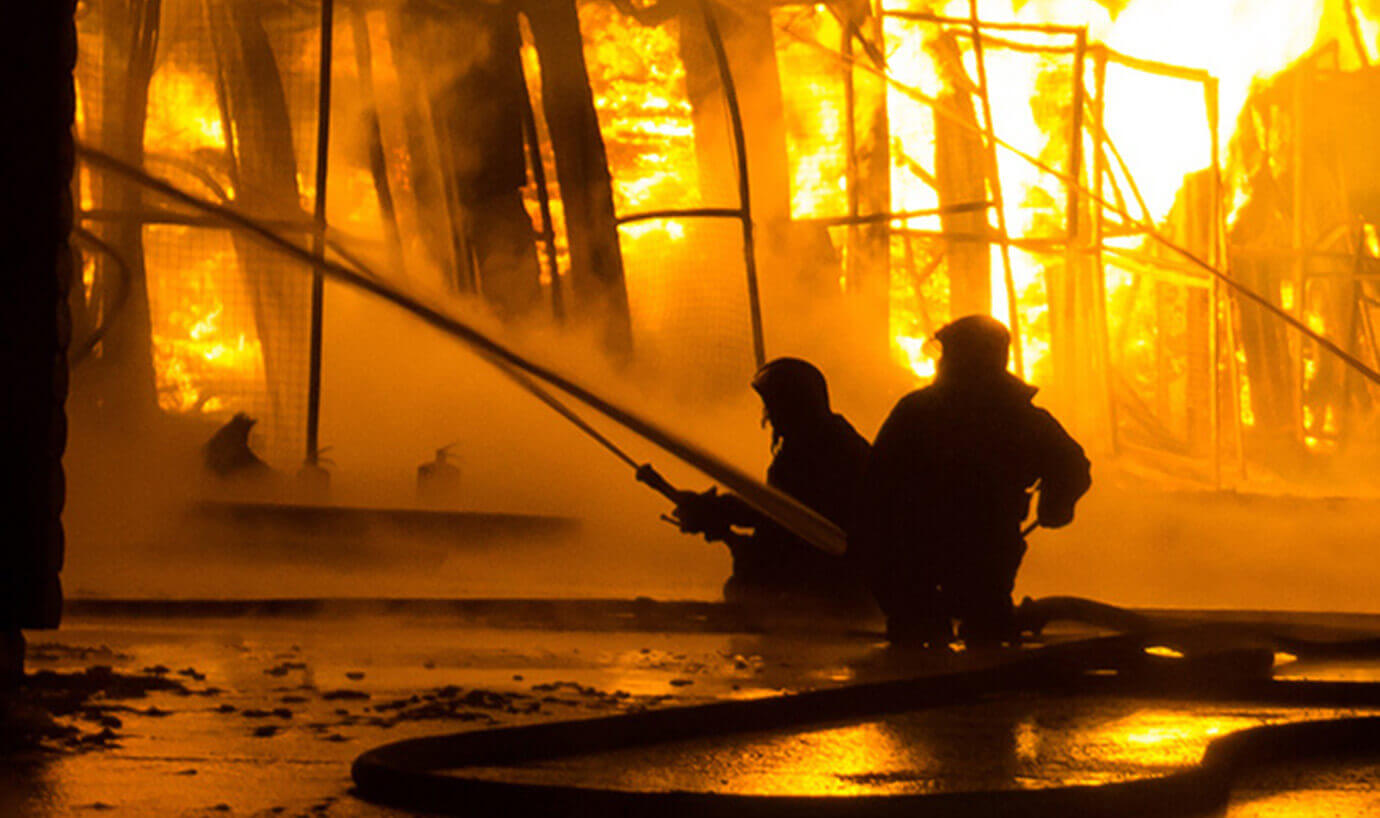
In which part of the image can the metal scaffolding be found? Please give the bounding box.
[69,0,1380,490]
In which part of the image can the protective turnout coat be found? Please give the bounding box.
[723,413,872,607]
[856,370,1090,635]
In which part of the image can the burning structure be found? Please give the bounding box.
[13,6,1380,813]
[69,0,1380,497]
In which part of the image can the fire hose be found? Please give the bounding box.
[351,600,1380,817]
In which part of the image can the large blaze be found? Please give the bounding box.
[141,63,264,414]
[876,0,1365,389]
[89,0,1380,473]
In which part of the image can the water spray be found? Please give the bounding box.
[76,144,847,557]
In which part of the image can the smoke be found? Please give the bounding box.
[66,149,1380,612]
[64,260,1380,612]
[62,0,1380,615]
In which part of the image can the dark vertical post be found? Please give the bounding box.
[1225,280,1248,480]
[522,0,632,356]
[700,0,765,369]
[1289,68,1305,439]
[867,1,892,355]
[931,32,990,320]
[349,8,406,277]
[0,0,74,658]
[305,0,334,464]
[859,1,892,359]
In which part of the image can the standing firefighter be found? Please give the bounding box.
[857,315,1091,648]
[670,358,873,610]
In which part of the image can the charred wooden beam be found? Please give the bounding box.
[518,56,564,323]
[1090,47,1120,456]
[965,0,1022,376]
[679,0,792,226]
[521,0,633,356]
[306,0,334,466]
[842,0,892,362]
[348,8,407,279]
[422,2,541,316]
[203,0,315,459]
[381,7,468,287]
[1206,76,1223,484]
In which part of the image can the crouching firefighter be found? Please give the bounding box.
[645,358,874,611]
[855,315,1091,648]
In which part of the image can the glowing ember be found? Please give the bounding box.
[146,232,265,415]
[144,66,227,157]
[777,7,849,220]
[139,64,264,417]
[580,3,698,214]
[153,299,263,414]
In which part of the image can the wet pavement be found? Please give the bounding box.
[458,697,1376,796]
[4,607,1380,816]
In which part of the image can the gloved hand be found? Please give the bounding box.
[672,488,733,542]
[1036,488,1077,528]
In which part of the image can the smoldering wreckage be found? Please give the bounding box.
[6,0,1380,815]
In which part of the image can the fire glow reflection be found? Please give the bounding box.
[459,700,1350,796]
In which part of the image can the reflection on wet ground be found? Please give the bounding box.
[3,610,1380,816]
[458,698,1371,796]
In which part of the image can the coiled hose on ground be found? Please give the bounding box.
[351,596,1380,817]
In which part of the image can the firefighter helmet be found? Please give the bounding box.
[934,314,1010,371]
[751,357,831,418]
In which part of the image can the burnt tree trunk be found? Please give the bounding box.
[203,0,313,459]
[382,7,467,288]
[0,0,74,631]
[522,0,632,356]
[426,2,542,318]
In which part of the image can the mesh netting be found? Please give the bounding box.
[77,0,320,464]
[579,0,757,393]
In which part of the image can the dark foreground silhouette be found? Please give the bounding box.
[203,413,274,480]
[857,315,1091,648]
[671,358,873,610]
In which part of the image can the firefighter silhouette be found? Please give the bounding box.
[856,315,1091,648]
